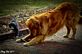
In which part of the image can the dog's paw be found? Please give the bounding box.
[69,38,75,40]
[16,39,25,43]
[23,42,31,47]
[63,36,68,38]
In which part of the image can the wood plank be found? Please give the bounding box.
[0,28,29,41]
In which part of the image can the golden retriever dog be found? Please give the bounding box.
[16,2,80,46]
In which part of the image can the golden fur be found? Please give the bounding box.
[16,2,80,46]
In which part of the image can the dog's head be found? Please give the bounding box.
[25,17,40,37]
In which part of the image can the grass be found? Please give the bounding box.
[0,0,56,16]
[0,0,81,16]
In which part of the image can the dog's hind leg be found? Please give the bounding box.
[64,25,71,38]
[70,25,76,40]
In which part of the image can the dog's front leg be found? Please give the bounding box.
[23,35,45,46]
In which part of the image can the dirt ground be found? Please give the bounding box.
[0,24,82,54]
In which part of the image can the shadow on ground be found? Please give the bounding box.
[0,39,82,54]
[0,25,82,54]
